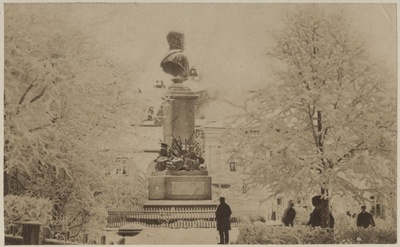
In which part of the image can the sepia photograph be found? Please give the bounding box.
[3,2,397,245]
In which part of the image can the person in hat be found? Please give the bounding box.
[282,200,296,227]
[357,206,375,228]
[216,197,232,244]
[307,195,334,228]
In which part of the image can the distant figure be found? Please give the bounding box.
[307,195,334,228]
[357,206,375,228]
[282,200,296,227]
[216,197,232,244]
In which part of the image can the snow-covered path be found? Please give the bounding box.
[103,227,239,245]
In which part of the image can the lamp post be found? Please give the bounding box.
[189,66,200,81]
[217,146,221,197]
[228,158,237,172]
[189,67,198,77]
[229,161,237,172]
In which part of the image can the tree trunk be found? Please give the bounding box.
[320,188,330,228]
[317,109,330,228]
[4,172,9,196]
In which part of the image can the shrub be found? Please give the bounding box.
[236,221,396,244]
[237,223,310,244]
[259,226,304,244]
[302,227,334,244]
[334,214,397,244]
[335,226,396,244]
[236,222,268,244]
[239,213,267,224]
[4,195,53,231]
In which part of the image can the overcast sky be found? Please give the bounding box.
[87,5,396,83]
[80,4,396,95]
[91,3,396,119]
[4,3,397,120]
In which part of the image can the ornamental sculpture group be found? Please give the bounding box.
[154,132,205,172]
[154,31,206,172]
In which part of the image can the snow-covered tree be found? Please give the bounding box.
[4,4,149,237]
[224,10,396,228]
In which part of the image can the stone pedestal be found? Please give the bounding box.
[143,200,216,209]
[146,82,213,209]
[163,83,199,147]
[148,173,212,200]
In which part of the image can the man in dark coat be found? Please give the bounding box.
[282,200,296,227]
[357,206,375,228]
[307,195,334,228]
[216,197,232,244]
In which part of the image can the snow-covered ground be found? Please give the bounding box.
[102,227,239,245]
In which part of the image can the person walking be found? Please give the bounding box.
[307,195,334,228]
[216,197,232,244]
[357,206,375,228]
[282,200,296,227]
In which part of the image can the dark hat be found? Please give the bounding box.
[311,195,322,206]
[361,206,366,209]
[160,143,168,149]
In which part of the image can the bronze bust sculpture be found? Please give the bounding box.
[160,31,189,82]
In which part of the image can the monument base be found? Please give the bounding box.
[151,170,208,176]
[148,175,212,200]
[143,200,217,210]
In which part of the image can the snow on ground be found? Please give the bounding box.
[102,227,239,245]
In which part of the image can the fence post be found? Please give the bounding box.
[40,226,51,245]
[202,207,205,228]
[83,233,88,244]
[22,221,41,245]
[11,225,17,236]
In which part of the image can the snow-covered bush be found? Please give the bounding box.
[102,175,147,210]
[4,195,53,231]
[236,222,269,244]
[237,224,308,244]
[334,214,396,244]
[334,226,396,244]
[236,221,396,244]
[302,227,334,244]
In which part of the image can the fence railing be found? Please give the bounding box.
[107,208,264,228]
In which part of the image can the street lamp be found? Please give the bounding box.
[228,158,237,172]
[189,66,200,81]
[189,67,198,77]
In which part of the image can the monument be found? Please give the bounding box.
[144,31,214,209]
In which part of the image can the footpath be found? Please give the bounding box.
[102,227,239,245]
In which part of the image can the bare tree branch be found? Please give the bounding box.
[30,86,46,103]
[19,80,36,104]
